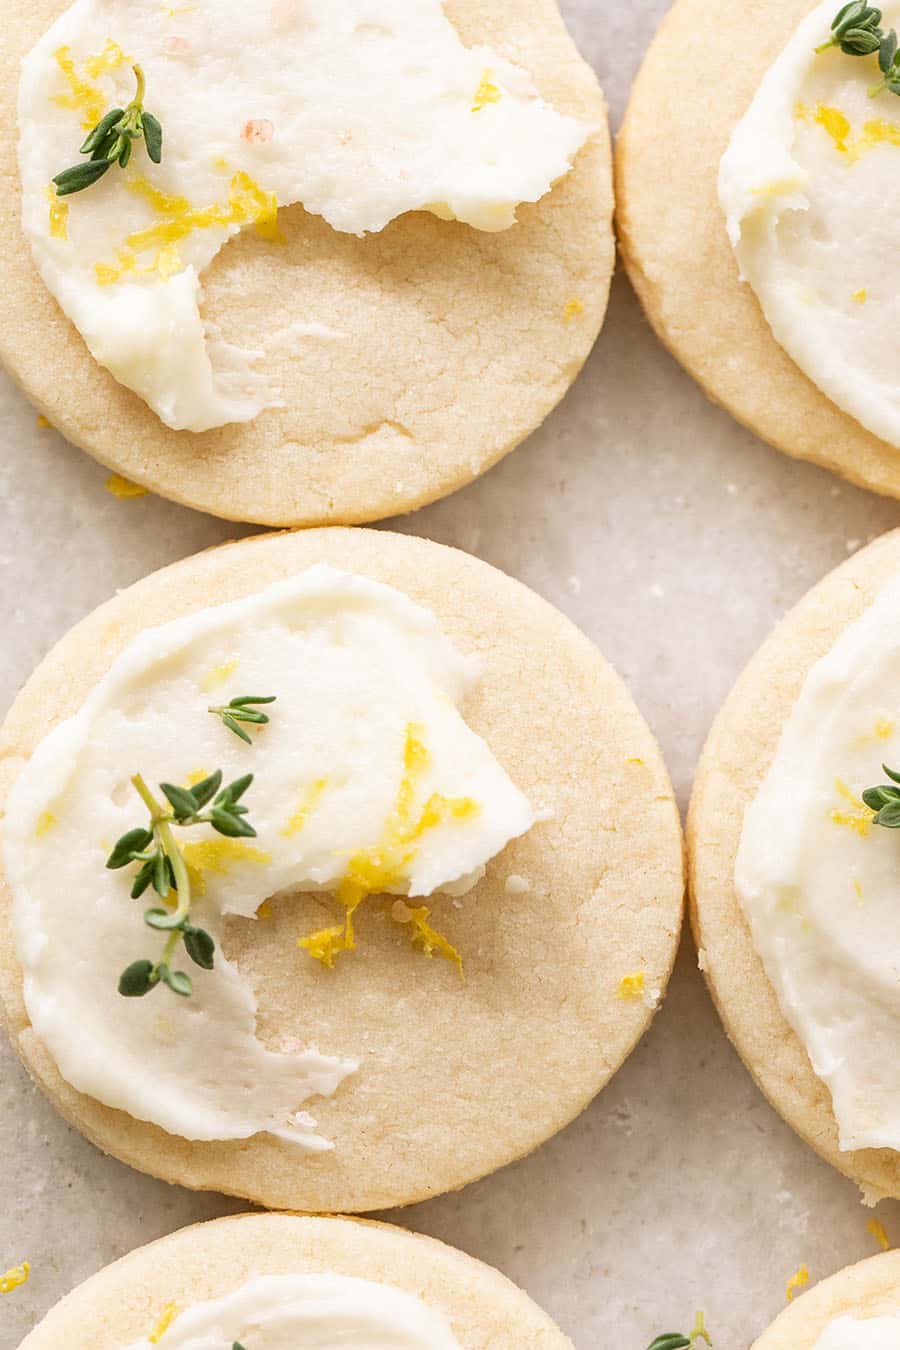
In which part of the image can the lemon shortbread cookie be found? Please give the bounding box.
[753,1251,900,1349]
[0,527,683,1212]
[17,1211,574,1348]
[0,0,614,526]
[617,0,900,500]
[690,528,900,1199]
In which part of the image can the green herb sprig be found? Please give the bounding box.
[817,3,900,97]
[52,64,163,198]
[107,770,257,999]
[863,763,900,826]
[647,1314,712,1350]
[209,694,277,746]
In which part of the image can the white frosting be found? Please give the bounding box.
[2,565,534,1146]
[19,0,590,431]
[813,1315,900,1349]
[736,570,900,1152]
[719,1,900,449]
[123,1273,461,1349]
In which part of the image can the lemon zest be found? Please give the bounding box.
[181,839,271,897]
[35,811,58,838]
[563,298,584,322]
[105,474,148,500]
[201,660,239,693]
[52,44,118,129]
[472,70,501,112]
[45,186,69,241]
[148,1302,179,1343]
[786,1264,809,1302]
[853,288,868,304]
[282,779,328,839]
[854,878,864,904]
[0,1262,30,1294]
[299,724,479,967]
[185,769,211,787]
[805,103,900,163]
[96,171,282,286]
[868,1218,891,1251]
[36,415,51,429]
[617,971,646,1001]
[830,779,873,837]
[392,902,463,974]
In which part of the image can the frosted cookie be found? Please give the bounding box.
[689,528,900,1200]
[0,1,614,526]
[0,527,683,1212]
[617,0,900,499]
[17,1211,573,1348]
[753,1251,900,1349]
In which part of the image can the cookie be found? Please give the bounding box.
[0,526,684,1212]
[616,0,900,500]
[0,0,614,526]
[17,1211,573,1348]
[689,528,900,1199]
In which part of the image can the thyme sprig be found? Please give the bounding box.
[647,1313,712,1350]
[107,770,257,998]
[52,64,163,198]
[209,694,277,745]
[816,3,900,97]
[862,763,900,826]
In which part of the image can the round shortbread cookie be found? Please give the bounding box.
[0,1,613,528]
[752,1251,900,1349]
[615,0,900,500]
[689,528,900,1199]
[16,1211,574,1348]
[0,527,684,1212]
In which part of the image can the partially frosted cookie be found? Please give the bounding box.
[17,1211,573,1348]
[753,1251,900,1349]
[617,0,900,499]
[690,528,900,1199]
[0,527,683,1211]
[0,0,614,525]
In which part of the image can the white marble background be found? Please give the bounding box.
[4,2,900,1347]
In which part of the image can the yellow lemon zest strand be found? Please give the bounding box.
[105,473,148,500]
[472,70,501,112]
[393,903,463,974]
[786,1264,809,1302]
[85,39,128,81]
[148,1302,179,1343]
[299,724,479,968]
[814,104,851,154]
[830,778,873,837]
[282,779,328,839]
[185,769,211,787]
[181,839,271,898]
[96,172,282,286]
[45,185,69,240]
[868,1218,891,1251]
[201,660,239,693]
[617,971,646,1001]
[36,811,58,837]
[563,298,584,322]
[52,45,112,129]
[853,288,868,304]
[854,877,864,904]
[876,717,895,739]
[36,415,51,429]
[0,1262,30,1295]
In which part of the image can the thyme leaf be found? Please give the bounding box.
[52,64,163,198]
[209,695,277,746]
[862,763,900,826]
[107,770,257,997]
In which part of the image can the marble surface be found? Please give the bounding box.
[4,2,900,1347]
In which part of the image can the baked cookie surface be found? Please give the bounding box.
[689,528,900,1199]
[17,1211,573,1348]
[616,0,900,499]
[0,526,684,1212]
[0,0,614,527]
[753,1251,900,1349]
